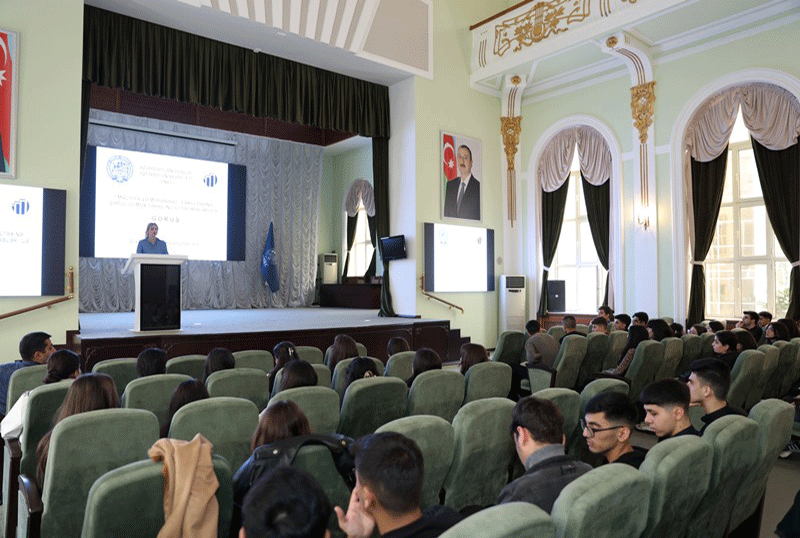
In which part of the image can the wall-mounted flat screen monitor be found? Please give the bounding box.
[423,222,494,292]
[379,234,407,261]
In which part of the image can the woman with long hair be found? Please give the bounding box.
[343,357,379,394]
[459,343,488,375]
[407,348,442,387]
[268,341,298,393]
[327,334,359,373]
[765,322,790,345]
[203,347,235,382]
[646,319,674,342]
[278,360,318,393]
[249,400,311,453]
[607,325,650,376]
[160,379,209,438]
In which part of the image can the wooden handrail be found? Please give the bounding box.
[419,275,464,314]
[0,267,74,321]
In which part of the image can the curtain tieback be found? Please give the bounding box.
[543,266,550,272]
[691,261,704,266]
[792,260,800,268]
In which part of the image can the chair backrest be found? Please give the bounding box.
[291,445,352,522]
[206,368,270,411]
[407,370,466,422]
[627,340,664,402]
[337,377,408,439]
[122,373,192,425]
[528,365,556,394]
[82,455,233,538]
[575,324,590,335]
[727,350,763,409]
[779,341,800,397]
[763,343,791,399]
[39,408,159,538]
[464,361,512,403]
[638,436,713,538]
[295,345,324,364]
[92,358,138,397]
[165,354,206,379]
[232,350,274,373]
[678,334,703,375]
[686,415,760,538]
[377,415,456,508]
[18,381,73,476]
[655,337,684,380]
[384,351,415,382]
[492,331,526,366]
[312,363,332,388]
[443,398,516,511]
[548,326,566,342]
[267,386,341,434]
[579,378,629,417]
[700,332,715,358]
[7,364,48,410]
[576,332,609,388]
[551,464,650,538]
[604,331,628,370]
[439,502,555,538]
[331,357,385,397]
[169,397,259,471]
[750,345,780,407]
[553,335,588,389]
[662,316,674,325]
[534,388,581,449]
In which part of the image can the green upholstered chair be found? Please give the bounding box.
[551,464,650,538]
[727,350,764,410]
[575,324,590,335]
[576,332,609,389]
[206,367,270,411]
[17,408,159,538]
[686,415,760,538]
[553,335,588,389]
[407,370,466,423]
[639,436,713,538]
[295,345,324,364]
[291,444,352,530]
[763,343,790,399]
[7,365,48,411]
[729,399,793,533]
[534,388,581,454]
[331,357,384,398]
[626,340,664,404]
[604,331,628,370]
[267,386,340,434]
[122,373,192,426]
[749,345,780,408]
[655,336,684,380]
[700,332,715,358]
[81,455,233,538]
[324,344,365,368]
[338,377,408,439]
[232,350,274,374]
[169,397,259,471]
[547,326,566,342]
[527,365,556,394]
[678,334,703,375]
[463,361,512,403]
[579,378,629,417]
[377,415,455,508]
[492,331,527,366]
[443,398,515,511]
[779,340,800,397]
[439,502,555,538]
[165,354,206,379]
[355,342,368,357]
[92,358,138,398]
[662,316,674,325]
[384,351,415,382]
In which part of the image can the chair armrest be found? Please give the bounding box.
[5,438,22,538]
[527,365,557,392]
[7,437,21,459]
[591,372,632,386]
[17,474,42,538]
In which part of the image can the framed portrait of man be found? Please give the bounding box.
[0,29,18,179]
[441,131,481,222]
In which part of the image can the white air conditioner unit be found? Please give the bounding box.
[319,253,338,284]
[499,275,526,333]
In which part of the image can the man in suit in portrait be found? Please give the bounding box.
[444,144,480,220]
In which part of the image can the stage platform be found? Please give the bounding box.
[77,308,455,371]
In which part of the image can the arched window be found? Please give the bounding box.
[342,179,376,279]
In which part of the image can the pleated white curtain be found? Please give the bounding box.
[79,110,323,312]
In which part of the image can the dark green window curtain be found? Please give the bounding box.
[686,148,728,326]
[373,137,395,317]
[365,215,377,278]
[581,173,610,304]
[751,138,800,319]
[79,78,91,183]
[83,6,390,139]
[537,180,570,316]
[341,215,359,279]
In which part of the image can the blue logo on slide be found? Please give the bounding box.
[107,156,133,183]
[11,199,30,215]
[203,174,218,187]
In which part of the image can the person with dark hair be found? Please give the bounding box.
[710,331,739,369]
[160,379,209,438]
[631,312,649,327]
[240,466,331,538]
[707,320,725,333]
[690,324,707,335]
[387,337,411,358]
[249,400,312,453]
[335,432,461,538]
[525,329,559,369]
[740,311,763,341]
[766,322,790,345]
[734,330,758,352]
[779,318,800,340]
[606,325,649,376]
[279,360,318,392]
[640,379,698,441]
[583,392,646,468]
[525,319,541,337]
[204,347,236,381]
[497,397,591,512]
[458,343,487,375]
[598,306,614,322]
[758,311,773,329]
[345,357,379,393]
[670,323,685,337]
[407,348,442,388]
[0,332,55,415]
[328,334,360,373]
[443,144,480,221]
[614,314,631,331]
[646,319,674,342]
[2,349,81,439]
[268,341,298,393]
[686,358,744,435]
[590,317,609,335]
[559,316,584,345]
[136,347,168,377]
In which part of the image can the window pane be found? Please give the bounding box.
[557,221,576,266]
[576,266,598,314]
[563,179,576,220]
[709,206,734,260]
[706,263,734,317]
[738,148,762,199]
[740,263,768,312]
[776,261,791,318]
[580,221,598,264]
[576,175,586,218]
[722,150,733,204]
[560,266,577,312]
[740,206,767,257]
[347,210,374,277]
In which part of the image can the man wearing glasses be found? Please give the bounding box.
[582,392,647,469]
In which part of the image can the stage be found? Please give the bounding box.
[76,308,457,371]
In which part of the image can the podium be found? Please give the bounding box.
[123,254,188,332]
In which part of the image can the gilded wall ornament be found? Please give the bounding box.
[494,0,591,56]
[501,116,522,171]
[631,81,655,144]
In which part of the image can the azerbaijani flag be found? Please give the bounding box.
[443,134,458,182]
[0,31,13,172]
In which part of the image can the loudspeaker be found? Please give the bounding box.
[547,280,565,312]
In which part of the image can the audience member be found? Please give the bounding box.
[559,316,585,344]
[335,432,461,538]
[344,357,379,393]
[614,314,631,331]
[0,332,55,415]
[279,360,318,392]
[458,343,488,375]
[690,324,707,335]
[387,337,411,358]
[734,330,758,352]
[583,392,647,468]
[250,400,312,453]
[686,358,744,435]
[606,325,649,376]
[269,341,298,393]
[204,347,236,381]
[646,319,674,342]
[328,334,360,373]
[765,322,790,344]
[407,348,442,387]
[525,319,541,337]
[160,379,209,438]
[707,320,725,333]
[779,318,800,340]
[498,397,591,513]
[631,312,649,326]
[598,306,614,322]
[136,347,168,377]
[525,330,559,369]
[640,379,698,441]
[240,466,331,538]
[36,373,120,486]
[709,331,739,369]
[670,323,685,337]
[740,311,763,341]
[590,317,609,334]
[758,310,773,328]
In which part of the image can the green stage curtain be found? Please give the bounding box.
[537,181,570,316]
[582,173,610,304]
[80,79,91,182]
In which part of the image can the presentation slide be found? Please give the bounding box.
[424,222,495,292]
[94,147,230,260]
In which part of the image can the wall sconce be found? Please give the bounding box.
[636,205,652,230]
